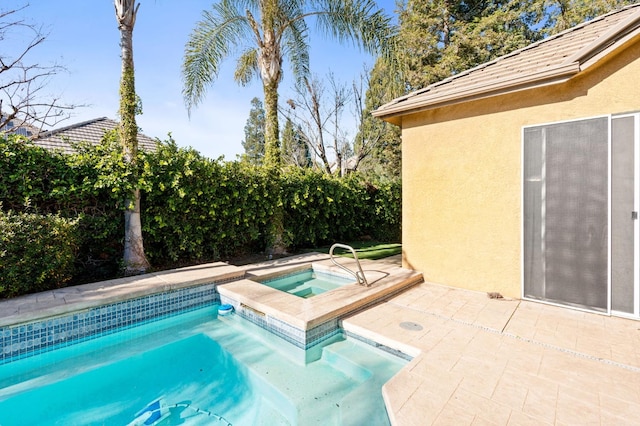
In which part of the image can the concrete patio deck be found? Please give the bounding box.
[342,278,640,425]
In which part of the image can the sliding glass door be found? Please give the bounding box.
[523,114,639,317]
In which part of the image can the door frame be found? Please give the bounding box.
[611,112,640,319]
[521,113,640,319]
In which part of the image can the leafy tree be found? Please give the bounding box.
[353,59,403,179]
[396,0,635,92]
[182,0,394,169]
[281,116,311,168]
[397,0,535,90]
[529,0,638,35]
[241,97,265,165]
[114,0,149,275]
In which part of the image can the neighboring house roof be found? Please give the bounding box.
[33,117,157,154]
[329,155,359,174]
[374,4,640,123]
[0,116,41,138]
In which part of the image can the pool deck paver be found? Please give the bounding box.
[342,278,640,425]
[2,254,640,425]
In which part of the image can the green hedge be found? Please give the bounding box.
[282,170,363,246]
[141,141,277,264]
[1,135,123,284]
[366,179,402,242]
[281,170,401,246]
[0,134,400,294]
[0,210,79,298]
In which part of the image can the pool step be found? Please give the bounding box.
[337,380,391,426]
[287,278,339,297]
[287,283,318,298]
[320,340,373,382]
[321,339,400,426]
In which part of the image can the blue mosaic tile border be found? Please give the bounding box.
[0,283,219,365]
[220,295,341,350]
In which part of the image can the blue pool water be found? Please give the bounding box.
[0,306,405,425]
[258,269,354,298]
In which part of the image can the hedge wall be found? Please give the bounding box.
[0,134,400,297]
[0,211,79,298]
[141,140,277,264]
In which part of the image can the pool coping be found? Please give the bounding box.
[0,262,245,328]
[217,253,424,349]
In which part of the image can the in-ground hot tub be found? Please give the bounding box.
[216,253,425,350]
[254,268,355,298]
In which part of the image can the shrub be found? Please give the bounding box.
[0,135,72,211]
[0,133,401,292]
[281,170,388,247]
[0,134,124,284]
[0,210,79,298]
[141,140,276,264]
[364,179,402,242]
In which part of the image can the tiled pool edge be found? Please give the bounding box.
[220,273,424,351]
[254,267,354,285]
[1,254,419,366]
[221,294,341,350]
[1,282,416,364]
[0,283,220,364]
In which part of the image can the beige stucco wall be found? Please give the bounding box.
[400,38,640,298]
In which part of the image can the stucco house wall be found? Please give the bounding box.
[397,34,640,298]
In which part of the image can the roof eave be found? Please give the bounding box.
[579,27,640,72]
[566,7,640,66]
[373,63,580,121]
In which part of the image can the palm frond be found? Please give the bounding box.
[234,48,259,86]
[280,7,311,86]
[182,0,253,113]
[312,0,396,59]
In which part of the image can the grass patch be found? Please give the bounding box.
[310,241,402,260]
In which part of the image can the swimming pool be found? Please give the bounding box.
[0,305,406,425]
[255,268,354,298]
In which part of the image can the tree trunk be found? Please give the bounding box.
[263,80,287,254]
[262,79,281,168]
[123,189,148,273]
[116,0,149,275]
[257,3,285,253]
[258,7,281,169]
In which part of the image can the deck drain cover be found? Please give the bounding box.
[399,321,423,331]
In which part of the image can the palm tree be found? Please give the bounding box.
[115,0,150,274]
[182,0,394,168]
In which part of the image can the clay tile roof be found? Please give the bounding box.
[33,117,157,154]
[374,4,640,121]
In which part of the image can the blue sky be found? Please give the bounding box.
[7,1,398,160]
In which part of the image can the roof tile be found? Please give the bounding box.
[33,117,157,154]
[375,4,640,119]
